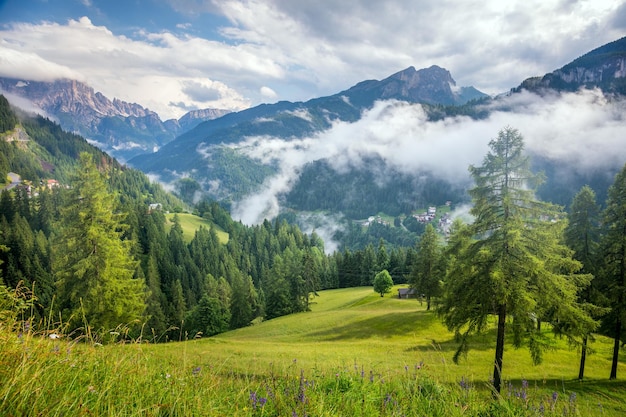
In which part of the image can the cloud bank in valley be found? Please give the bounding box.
[229,89,626,228]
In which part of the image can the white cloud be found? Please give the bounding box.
[260,85,277,98]
[0,45,84,82]
[230,89,626,226]
[1,0,622,121]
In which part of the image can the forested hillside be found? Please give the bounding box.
[0,95,417,340]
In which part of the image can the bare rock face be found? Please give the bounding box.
[0,77,230,160]
[178,108,231,132]
[552,56,626,85]
[343,65,487,107]
[516,36,626,94]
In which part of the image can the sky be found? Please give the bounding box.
[0,0,624,120]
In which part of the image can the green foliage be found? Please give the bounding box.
[373,269,393,297]
[598,163,626,379]
[52,153,146,335]
[0,95,18,140]
[440,127,596,394]
[410,223,442,310]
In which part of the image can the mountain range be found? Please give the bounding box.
[2,36,626,250]
[0,77,230,161]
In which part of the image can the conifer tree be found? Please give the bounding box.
[600,163,626,380]
[439,127,595,395]
[564,185,602,380]
[53,153,146,335]
[411,223,442,310]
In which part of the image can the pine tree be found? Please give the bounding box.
[53,153,146,336]
[439,127,595,395]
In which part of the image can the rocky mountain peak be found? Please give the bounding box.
[343,65,486,107]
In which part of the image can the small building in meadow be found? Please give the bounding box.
[397,288,417,299]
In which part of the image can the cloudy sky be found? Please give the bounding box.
[0,0,624,120]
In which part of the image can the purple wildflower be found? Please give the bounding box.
[192,366,201,376]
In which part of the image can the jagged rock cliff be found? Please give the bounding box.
[516,36,626,94]
[0,77,230,161]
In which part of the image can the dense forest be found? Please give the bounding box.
[0,96,414,341]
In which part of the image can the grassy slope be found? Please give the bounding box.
[3,287,626,415]
[143,286,626,414]
[164,212,229,244]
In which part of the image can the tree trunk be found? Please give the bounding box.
[578,334,588,380]
[426,295,431,311]
[610,315,621,380]
[492,303,506,396]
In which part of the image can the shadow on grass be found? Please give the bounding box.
[307,310,440,341]
[406,327,499,353]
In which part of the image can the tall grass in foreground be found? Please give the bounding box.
[1,285,624,416]
[0,327,614,417]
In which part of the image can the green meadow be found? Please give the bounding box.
[165,212,229,244]
[2,286,626,416]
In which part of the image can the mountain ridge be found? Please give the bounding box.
[129,65,488,177]
[0,77,230,161]
[514,36,626,94]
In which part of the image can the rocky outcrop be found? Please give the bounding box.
[178,108,231,132]
[342,65,488,107]
[0,77,230,160]
[516,36,626,94]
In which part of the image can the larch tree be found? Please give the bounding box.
[53,153,146,336]
[439,127,595,395]
[599,163,626,380]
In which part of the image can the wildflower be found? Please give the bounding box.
[369,370,374,383]
[459,377,469,391]
[192,366,201,376]
[569,392,577,403]
[250,392,267,410]
[49,333,60,339]
[551,392,558,402]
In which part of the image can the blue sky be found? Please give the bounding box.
[0,0,624,119]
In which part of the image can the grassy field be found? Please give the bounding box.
[2,286,626,416]
[164,212,229,244]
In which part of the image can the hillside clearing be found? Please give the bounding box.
[165,212,229,243]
